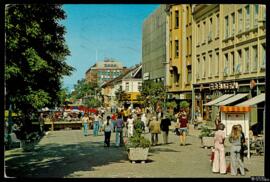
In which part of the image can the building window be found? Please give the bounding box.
[237,49,242,73]
[175,10,179,29]
[238,9,243,33]
[208,54,212,77]
[224,53,229,76]
[187,67,192,83]
[138,82,142,91]
[175,40,179,58]
[187,37,189,56]
[216,14,219,37]
[203,21,206,43]
[197,23,200,45]
[261,44,266,69]
[245,48,250,73]
[245,5,250,30]
[203,56,206,77]
[232,13,235,36]
[231,52,235,75]
[225,16,229,39]
[216,52,219,76]
[125,82,129,92]
[190,36,192,55]
[186,6,189,25]
[252,45,258,72]
[197,57,200,79]
[254,4,259,27]
[208,18,212,41]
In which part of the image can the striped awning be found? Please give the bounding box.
[236,93,265,106]
[220,106,251,113]
[215,93,248,106]
[204,94,234,106]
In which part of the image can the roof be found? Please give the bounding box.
[215,93,248,106]
[204,94,234,106]
[236,93,265,106]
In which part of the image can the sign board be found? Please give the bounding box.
[143,72,150,80]
[210,82,239,90]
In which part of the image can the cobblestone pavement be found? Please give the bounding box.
[4,127,264,178]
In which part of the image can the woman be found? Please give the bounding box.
[127,114,134,137]
[103,116,113,147]
[237,124,246,162]
[93,112,101,136]
[115,113,124,147]
[229,125,245,176]
[178,111,189,146]
[82,114,89,136]
[212,123,226,174]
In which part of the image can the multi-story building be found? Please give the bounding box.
[165,4,192,108]
[192,4,266,126]
[142,5,167,83]
[85,59,126,87]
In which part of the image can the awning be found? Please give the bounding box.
[236,93,265,106]
[220,106,251,113]
[215,93,248,106]
[204,94,234,106]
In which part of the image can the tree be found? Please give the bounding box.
[71,79,96,102]
[5,5,74,127]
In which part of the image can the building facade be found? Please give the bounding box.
[192,4,266,124]
[142,5,167,83]
[85,59,126,87]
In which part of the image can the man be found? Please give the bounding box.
[160,113,171,144]
[115,113,124,147]
[149,116,161,146]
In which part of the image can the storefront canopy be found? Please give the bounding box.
[236,93,265,106]
[204,94,234,106]
[215,93,248,106]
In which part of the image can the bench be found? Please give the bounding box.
[9,133,22,148]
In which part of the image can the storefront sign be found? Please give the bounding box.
[209,82,239,90]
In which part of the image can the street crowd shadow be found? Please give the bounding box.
[149,147,180,153]
[5,140,128,177]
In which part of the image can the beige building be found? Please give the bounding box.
[165,4,192,106]
[192,4,266,124]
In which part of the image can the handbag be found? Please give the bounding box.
[174,128,180,136]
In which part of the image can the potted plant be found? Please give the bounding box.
[125,123,151,163]
[21,132,40,152]
[166,101,177,114]
[199,125,215,148]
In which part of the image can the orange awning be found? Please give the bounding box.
[220,106,251,113]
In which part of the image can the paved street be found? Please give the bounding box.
[5,127,264,178]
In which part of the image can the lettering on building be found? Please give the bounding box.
[210,82,239,90]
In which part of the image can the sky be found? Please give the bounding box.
[61,4,159,92]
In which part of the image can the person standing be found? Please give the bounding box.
[215,113,221,131]
[237,124,246,162]
[115,113,124,147]
[178,111,189,146]
[127,115,134,137]
[212,123,226,174]
[141,112,148,133]
[229,125,245,176]
[149,116,161,146]
[160,113,171,144]
[93,112,101,136]
[103,116,113,147]
[111,112,117,132]
[82,114,89,136]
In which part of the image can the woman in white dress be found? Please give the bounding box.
[127,115,134,137]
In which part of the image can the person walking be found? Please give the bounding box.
[237,124,246,162]
[111,112,117,132]
[93,112,101,136]
[141,112,148,133]
[178,111,189,146]
[212,123,226,174]
[149,116,161,146]
[103,116,113,147]
[229,125,245,176]
[82,114,89,136]
[127,114,134,137]
[115,113,124,147]
[160,112,171,144]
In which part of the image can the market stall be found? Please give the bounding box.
[220,106,251,158]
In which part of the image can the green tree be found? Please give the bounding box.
[5,5,74,127]
[71,79,96,101]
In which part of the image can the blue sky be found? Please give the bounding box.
[61,4,159,92]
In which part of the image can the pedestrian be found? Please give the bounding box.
[212,123,226,174]
[115,113,124,147]
[215,113,221,131]
[102,116,113,147]
[237,124,246,162]
[141,112,148,133]
[111,112,117,132]
[127,114,134,137]
[229,125,245,176]
[38,113,45,136]
[160,112,171,144]
[93,112,101,136]
[82,114,89,136]
[178,111,189,146]
[149,116,161,146]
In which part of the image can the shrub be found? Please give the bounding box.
[199,126,214,139]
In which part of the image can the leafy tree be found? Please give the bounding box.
[71,78,96,101]
[5,5,74,127]
[84,97,102,108]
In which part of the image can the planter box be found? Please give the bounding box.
[201,137,214,148]
[128,147,149,161]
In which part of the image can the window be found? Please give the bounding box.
[197,57,200,79]
[138,82,142,91]
[197,24,200,45]
[238,9,243,33]
[175,40,179,58]
[232,13,235,36]
[216,14,219,37]
[187,67,192,83]
[245,5,250,30]
[252,45,258,72]
[261,44,266,69]
[224,53,229,75]
[254,4,259,27]
[209,18,212,41]
[187,37,189,56]
[216,52,219,76]
[125,82,129,92]
[225,16,229,38]
[245,48,250,73]
[186,6,189,25]
[231,52,235,74]
[209,54,212,77]
[190,36,192,55]
[203,21,206,43]
[175,10,179,28]
[203,56,206,77]
[237,49,242,73]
